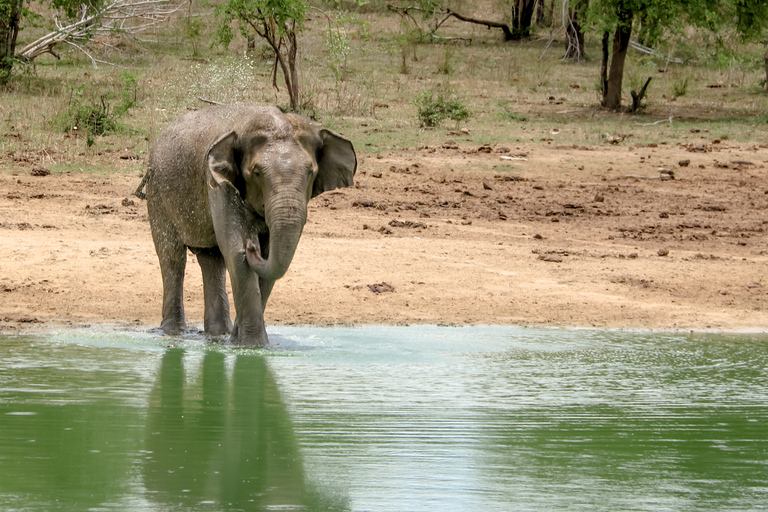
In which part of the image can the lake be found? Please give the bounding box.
[1,326,767,511]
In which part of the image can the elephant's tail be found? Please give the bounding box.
[134,168,154,200]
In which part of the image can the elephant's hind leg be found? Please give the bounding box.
[193,247,233,336]
[148,211,187,335]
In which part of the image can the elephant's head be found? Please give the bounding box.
[206,112,357,281]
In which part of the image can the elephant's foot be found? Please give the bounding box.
[230,321,270,347]
[204,316,233,337]
[160,318,187,336]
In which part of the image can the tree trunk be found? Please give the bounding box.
[564,0,585,61]
[629,76,652,113]
[511,0,536,39]
[765,44,768,92]
[287,29,299,112]
[602,11,634,111]
[600,31,609,100]
[264,20,300,113]
[0,0,24,84]
[535,0,553,27]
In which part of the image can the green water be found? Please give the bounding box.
[1,327,767,511]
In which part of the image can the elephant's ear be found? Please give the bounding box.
[206,131,239,188]
[312,129,357,199]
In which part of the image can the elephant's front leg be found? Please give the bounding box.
[226,253,269,347]
[209,181,269,347]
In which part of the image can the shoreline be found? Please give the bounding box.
[4,319,768,338]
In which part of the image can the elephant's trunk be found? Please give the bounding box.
[246,197,306,281]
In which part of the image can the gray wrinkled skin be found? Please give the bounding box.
[146,105,357,346]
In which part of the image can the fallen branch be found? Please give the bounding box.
[630,41,685,64]
[637,114,673,126]
[387,3,512,41]
[197,97,224,105]
[16,0,184,66]
[443,8,513,41]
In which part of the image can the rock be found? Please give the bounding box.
[389,219,427,229]
[678,159,690,167]
[368,282,395,293]
[122,198,135,207]
[478,144,493,153]
[483,181,494,190]
[658,248,670,257]
[659,169,675,180]
[538,254,563,263]
[31,167,51,177]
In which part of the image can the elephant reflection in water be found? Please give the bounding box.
[143,350,347,510]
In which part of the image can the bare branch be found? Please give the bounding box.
[16,0,185,64]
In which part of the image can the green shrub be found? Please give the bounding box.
[672,76,689,98]
[56,89,116,135]
[496,99,526,122]
[437,47,453,75]
[114,71,138,116]
[415,90,470,128]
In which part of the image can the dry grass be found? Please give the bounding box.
[2,2,768,173]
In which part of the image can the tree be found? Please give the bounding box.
[590,0,768,111]
[214,0,308,112]
[1,0,181,85]
[728,0,768,90]
[1,0,25,84]
[595,0,635,110]
[511,0,536,39]
[564,0,586,61]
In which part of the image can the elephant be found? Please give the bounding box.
[144,105,357,346]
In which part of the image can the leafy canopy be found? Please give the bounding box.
[213,0,309,49]
[587,0,768,40]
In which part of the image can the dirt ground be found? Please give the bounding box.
[2,137,768,335]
